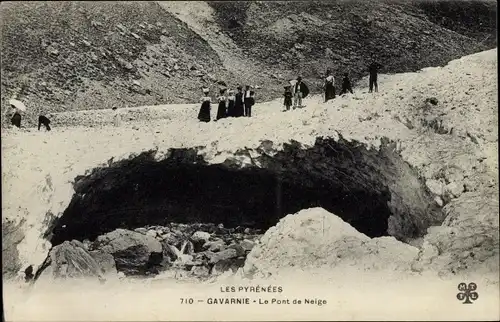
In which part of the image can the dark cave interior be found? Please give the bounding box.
[50,161,391,246]
[49,137,436,247]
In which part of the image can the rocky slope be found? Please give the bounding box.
[0,1,230,126]
[34,223,261,283]
[414,0,497,46]
[1,1,496,126]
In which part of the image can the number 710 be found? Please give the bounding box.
[180,298,194,304]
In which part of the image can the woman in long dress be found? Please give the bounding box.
[283,85,293,111]
[324,69,336,102]
[198,88,211,122]
[226,89,235,117]
[9,100,24,128]
[11,108,21,128]
[234,86,244,117]
[216,88,227,120]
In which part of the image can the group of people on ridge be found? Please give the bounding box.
[323,70,355,102]
[7,98,51,131]
[198,85,255,122]
[8,57,383,128]
[322,57,382,103]
[282,76,310,111]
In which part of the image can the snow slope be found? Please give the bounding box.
[1,49,498,284]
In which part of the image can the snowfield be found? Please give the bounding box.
[1,49,498,321]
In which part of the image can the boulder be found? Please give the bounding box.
[146,229,157,238]
[160,231,186,248]
[228,243,246,257]
[212,257,246,275]
[444,181,464,198]
[134,227,148,235]
[94,229,162,253]
[35,240,110,281]
[191,265,210,278]
[194,250,215,262]
[162,242,180,262]
[191,231,211,243]
[203,239,225,252]
[438,166,465,184]
[92,229,163,276]
[81,239,91,250]
[426,179,444,196]
[70,239,86,249]
[180,240,194,255]
[191,231,211,252]
[209,248,238,264]
[239,239,256,252]
[434,196,444,207]
[89,250,117,276]
[156,226,170,234]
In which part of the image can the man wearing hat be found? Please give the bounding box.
[293,77,309,109]
[244,85,254,117]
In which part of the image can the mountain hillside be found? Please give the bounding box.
[0,1,496,126]
[207,0,495,84]
[0,1,232,124]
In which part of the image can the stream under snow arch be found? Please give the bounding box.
[48,136,443,246]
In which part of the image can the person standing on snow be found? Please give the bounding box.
[234,86,245,117]
[243,85,252,117]
[368,55,382,93]
[226,89,236,117]
[10,106,22,128]
[197,88,212,122]
[111,106,122,127]
[283,85,293,111]
[8,98,25,128]
[246,90,255,117]
[293,76,309,108]
[216,88,228,120]
[340,73,354,95]
[324,69,336,102]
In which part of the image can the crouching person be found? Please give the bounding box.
[38,115,51,131]
[341,73,354,95]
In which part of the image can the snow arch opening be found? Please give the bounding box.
[47,136,443,247]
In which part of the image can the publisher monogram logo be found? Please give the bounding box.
[456,282,478,304]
